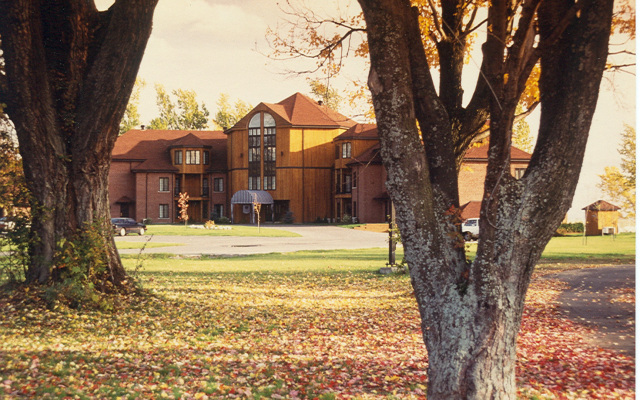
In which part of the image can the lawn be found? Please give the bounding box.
[139,224,301,237]
[0,243,635,399]
[115,242,184,250]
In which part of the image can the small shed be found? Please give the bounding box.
[582,200,620,236]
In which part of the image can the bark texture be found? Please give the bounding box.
[0,0,158,286]
[357,0,613,397]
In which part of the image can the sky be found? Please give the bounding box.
[97,0,636,223]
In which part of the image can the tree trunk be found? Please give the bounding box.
[357,0,613,397]
[0,0,158,287]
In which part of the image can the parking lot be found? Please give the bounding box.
[115,225,390,256]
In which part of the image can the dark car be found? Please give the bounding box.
[111,218,146,236]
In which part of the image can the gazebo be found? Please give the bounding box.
[230,190,274,224]
[582,200,620,236]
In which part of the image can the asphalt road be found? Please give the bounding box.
[115,225,390,256]
[552,265,635,357]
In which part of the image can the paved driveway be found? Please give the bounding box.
[115,225,390,256]
[552,265,635,357]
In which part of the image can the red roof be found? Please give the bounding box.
[464,144,532,161]
[582,200,620,211]
[229,92,356,130]
[336,123,378,141]
[112,129,227,172]
[460,201,482,220]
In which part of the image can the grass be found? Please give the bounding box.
[0,239,635,399]
[140,224,301,237]
[464,232,635,264]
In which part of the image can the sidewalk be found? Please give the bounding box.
[551,265,635,357]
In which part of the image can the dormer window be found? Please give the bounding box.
[185,150,200,165]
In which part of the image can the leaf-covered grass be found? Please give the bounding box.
[140,224,301,237]
[0,246,634,399]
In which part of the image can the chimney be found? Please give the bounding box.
[317,100,323,106]
[140,125,146,130]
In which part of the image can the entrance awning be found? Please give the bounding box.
[230,190,274,204]
[230,190,274,223]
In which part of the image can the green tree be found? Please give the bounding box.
[598,124,636,217]
[212,93,253,130]
[512,104,534,153]
[119,78,146,135]
[308,79,342,111]
[0,0,158,287]
[149,84,210,130]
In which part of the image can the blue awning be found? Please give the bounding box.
[230,190,274,204]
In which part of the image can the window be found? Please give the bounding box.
[515,168,526,179]
[175,150,183,165]
[203,151,210,165]
[352,171,357,188]
[248,112,277,190]
[175,176,181,195]
[159,177,169,192]
[343,173,352,194]
[248,114,261,190]
[342,142,352,158]
[185,150,200,165]
[213,178,224,192]
[159,204,169,219]
[202,178,209,196]
[213,204,224,219]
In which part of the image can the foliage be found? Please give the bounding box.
[282,211,295,224]
[0,121,28,214]
[308,79,342,111]
[0,249,634,398]
[512,104,534,153]
[148,85,210,130]
[556,222,584,235]
[212,93,253,130]
[0,214,32,284]
[203,220,216,229]
[177,192,189,227]
[598,124,636,218]
[119,78,146,135]
[43,222,132,311]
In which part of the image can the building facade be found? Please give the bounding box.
[109,93,532,224]
[109,130,227,223]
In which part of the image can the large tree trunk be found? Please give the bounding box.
[357,0,613,397]
[0,0,158,287]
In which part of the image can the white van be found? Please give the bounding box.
[462,218,480,241]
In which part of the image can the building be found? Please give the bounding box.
[109,130,227,223]
[108,93,532,224]
[582,200,621,235]
[224,92,356,223]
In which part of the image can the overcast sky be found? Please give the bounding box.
[98,0,636,223]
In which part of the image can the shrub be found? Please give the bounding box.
[204,220,216,229]
[556,222,584,236]
[215,216,231,225]
[282,211,295,224]
[340,214,352,224]
[142,218,152,225]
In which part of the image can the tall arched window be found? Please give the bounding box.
[247,112,277,190]
[248,114,261,190]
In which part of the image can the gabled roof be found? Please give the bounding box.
[228,92,356,131]
[461,201,482,220]
[582,200,620,211]
[112,129,227,172]
[464,144,532,161]
[335,123,378,141]
[169,132,210,148]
